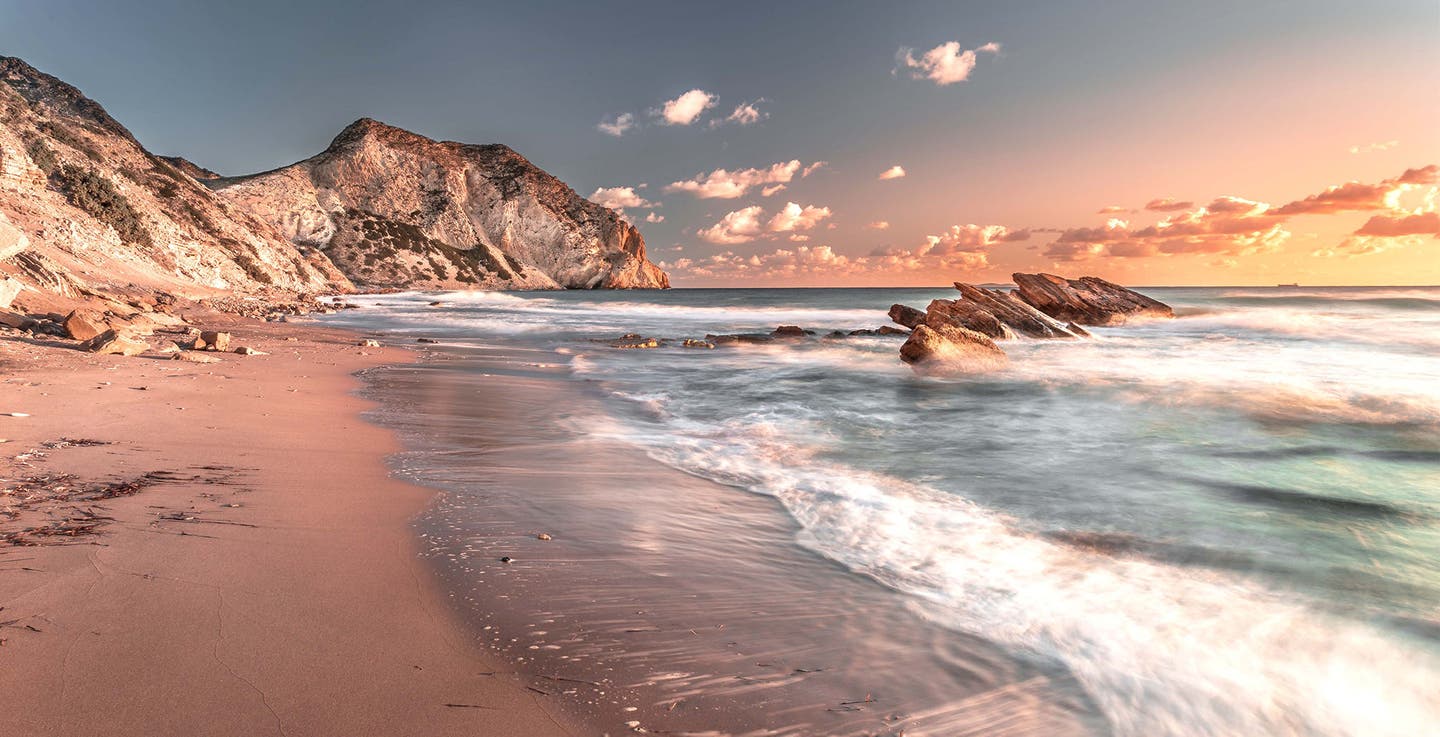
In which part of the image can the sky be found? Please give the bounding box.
[1,0,1436,286]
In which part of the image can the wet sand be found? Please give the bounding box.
[0,320,574,737]
[365,341,1102,737]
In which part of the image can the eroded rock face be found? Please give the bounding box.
[0,56,352,299]
[899,324,1008,373]
[211,118,670,291]
[1012,273,1173,326]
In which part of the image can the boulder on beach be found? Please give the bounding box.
[1011,273,1173,325]
[63,309,108,341]
[196,331,232,351]
[899,324,1008,373]
[82,329,147,356]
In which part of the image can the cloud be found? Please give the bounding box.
[1275,165,1437,215]
[760,184,787,197]
[878,165,906,180]
[867,220,890,230]
[1144,197,1194,212]
[766,202,832,233]
[662,245,861,280]
[1043,199,1290,261]
[597,113,636,137]
[667,160,821,199]
[697,206,765,244]
[802,161,827,177]
[1355,210,1440,237]
[645,212,665,223]
[1097,205,1133,215]
[588,186,654,211]
[657,89,718,126]
[860,223,1027,273]
[896,41,1001,86]
[710,99,768,128]
[698,202,832,244]
[1350,140,1399,155]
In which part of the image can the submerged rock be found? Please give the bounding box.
[771,325,816,338]
[1011,272,1173,325]
[682,339,715,349]
[705,333,773,345]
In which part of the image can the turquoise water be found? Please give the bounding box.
[329,286,1440,737]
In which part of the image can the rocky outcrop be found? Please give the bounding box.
[891,283,1085,342]
[1011,273,1173,325]
[0,57,353,309]
[211,118,669,291]
[899,324,1008,373]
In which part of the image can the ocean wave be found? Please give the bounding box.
[586,413,1440,737]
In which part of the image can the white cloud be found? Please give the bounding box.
[645,212,665,223]
[760,184,787,197]
[697,206,766,244]
[698,202,832,244]
[589,186,653,211]
[879,165,906,180]
[1349,140,1399,155]
[710,99,768,128]
[802,161,827,177]
[597,113,636,137]
[867,220,890,230]
[766,202,832,233]
[667,160,810,199]
[896,41,1001,86]
[657,89,718,126]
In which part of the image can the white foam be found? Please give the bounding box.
[590,414,1440,737]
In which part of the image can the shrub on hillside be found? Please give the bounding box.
[56,164,152,247]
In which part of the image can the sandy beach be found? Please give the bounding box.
[0,318,574,737]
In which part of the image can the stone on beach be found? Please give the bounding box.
[234,346,267,356]
[1011,272,1173,325]
[172,351,222,363]
[82,329,148,356]
[63,309,109,341]
[358,339,381,347]
[195,331,232,351]
[0,277,23,309]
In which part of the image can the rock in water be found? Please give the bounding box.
[210,118,669,291]
[1012,273,1173,325]
[899,324,1008,373]
[888,304,927,330]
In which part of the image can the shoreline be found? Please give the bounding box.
[0,318,576,737]
[357,336,1097,737]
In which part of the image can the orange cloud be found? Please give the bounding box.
[1275,165,1437,215]
[1145,198,1194,212]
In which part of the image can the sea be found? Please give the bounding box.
[320,285,1440,737]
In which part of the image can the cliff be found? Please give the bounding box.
[0,56,352,304]
[210,118,670,290]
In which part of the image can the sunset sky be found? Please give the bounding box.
[3,0,1436,286]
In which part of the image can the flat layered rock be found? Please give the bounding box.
[1012,272,1173,326]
